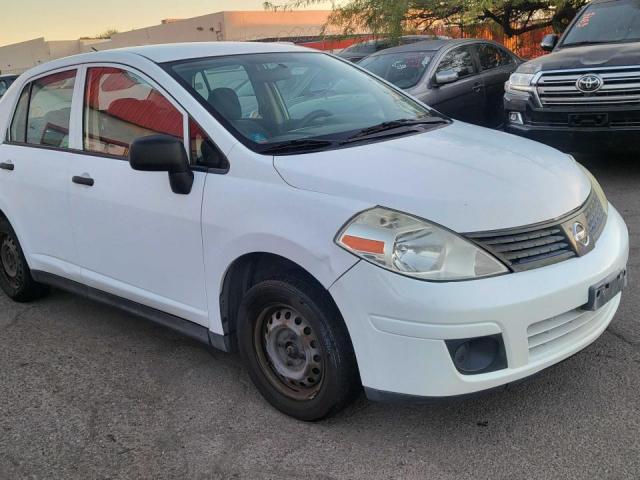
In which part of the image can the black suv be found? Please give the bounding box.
[504,0,640,152]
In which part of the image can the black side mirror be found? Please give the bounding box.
[129,135,194,195]
[541,34,559,52]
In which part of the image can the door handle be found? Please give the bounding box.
[0,162,14,171]
[472,83,483,93]
[72,175,94,187]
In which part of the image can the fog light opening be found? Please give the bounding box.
[509,112,524,125]
[446,335,507,375]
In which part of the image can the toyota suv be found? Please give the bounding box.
[504,0,640,152]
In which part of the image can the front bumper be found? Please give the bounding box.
[329,205,629,399]
[504,92,640,152]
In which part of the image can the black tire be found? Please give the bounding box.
[0,218,48,302]
[237,275,361,421]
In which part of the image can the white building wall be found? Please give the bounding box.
[0,10,339,74]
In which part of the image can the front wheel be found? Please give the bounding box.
[237,276,360,421]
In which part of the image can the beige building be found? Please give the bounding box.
[0,10,339,74]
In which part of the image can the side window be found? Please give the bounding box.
[84,67,184,158]
[0,80,8,97]
[436,47,477,79]
[14,70,76,148]
[9,85,30,143]
[477,44,514,71]
[189,118,226,169]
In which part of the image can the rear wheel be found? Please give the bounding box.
[0,218,48,302]
[237,275,360,421]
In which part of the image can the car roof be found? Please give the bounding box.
[365,38,490,57]
[17,42,315,79]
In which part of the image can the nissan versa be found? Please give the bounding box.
[0,43,629,421]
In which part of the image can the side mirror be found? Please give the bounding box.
[129,135,194,195]
[541,34,559,52]
[434,69,459,86]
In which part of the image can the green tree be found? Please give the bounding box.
[265,0,589,41]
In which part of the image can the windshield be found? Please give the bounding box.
[359,51,433,89]
[562,0,640,46]
[167,52,437,152]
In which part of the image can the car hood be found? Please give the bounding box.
[273,122,591,233]
[520,42,640,73]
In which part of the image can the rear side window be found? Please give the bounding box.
[8,70,76,148]
[84,67,184,158]
[436,46,477,79]
[477,44,514,71]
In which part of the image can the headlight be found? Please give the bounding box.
[336,207,509,281]
[578,163,609,215]
[506,73,535,94]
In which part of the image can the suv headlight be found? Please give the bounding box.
[506,73,535,94]
[336,207,509,281]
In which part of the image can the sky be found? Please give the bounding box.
[0,0,327,47]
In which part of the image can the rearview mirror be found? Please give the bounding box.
[435,69,459,86]
[129,135,194,195]
[541,34,559,52]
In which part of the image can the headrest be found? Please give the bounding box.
[208,87,241,120]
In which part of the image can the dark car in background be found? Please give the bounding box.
[359,39,521,128]
[337,35,450,63]
[504,0,640,152]
[0,75,18,99]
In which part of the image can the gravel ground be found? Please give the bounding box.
[0,154,638,480]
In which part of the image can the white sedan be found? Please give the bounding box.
[0,42,628,420]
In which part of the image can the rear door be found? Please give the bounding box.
[428,45,486,125]
[68,65,210,325]
[476,43,519,127]
[0,69,80,279]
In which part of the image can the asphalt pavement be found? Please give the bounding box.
[0,153,638,479]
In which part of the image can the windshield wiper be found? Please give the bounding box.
[260,138,337,155]
[342,117,449,144]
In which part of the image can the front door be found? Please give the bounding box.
[429,45,486,125]
[68,66,209,325]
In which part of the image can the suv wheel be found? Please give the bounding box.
[237,275,360,421]
[0,218,48,302]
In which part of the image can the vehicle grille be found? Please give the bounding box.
[536,66,640,107]
[467,191,606,272]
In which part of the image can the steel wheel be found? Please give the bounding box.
[254,304,324,401]
[0,234,22,290]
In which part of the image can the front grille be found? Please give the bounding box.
[467,191,606,272]
[536,66,640,107]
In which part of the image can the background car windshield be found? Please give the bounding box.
[562,0,640,46]
[359,51,432,89]
[168,52,432,150]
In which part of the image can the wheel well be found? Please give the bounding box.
[220,253,338,348]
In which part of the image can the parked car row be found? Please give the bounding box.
[343,0,639,152]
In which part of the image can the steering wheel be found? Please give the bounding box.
[297,109,333,129]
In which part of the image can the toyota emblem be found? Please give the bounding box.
[576,74,603,93]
